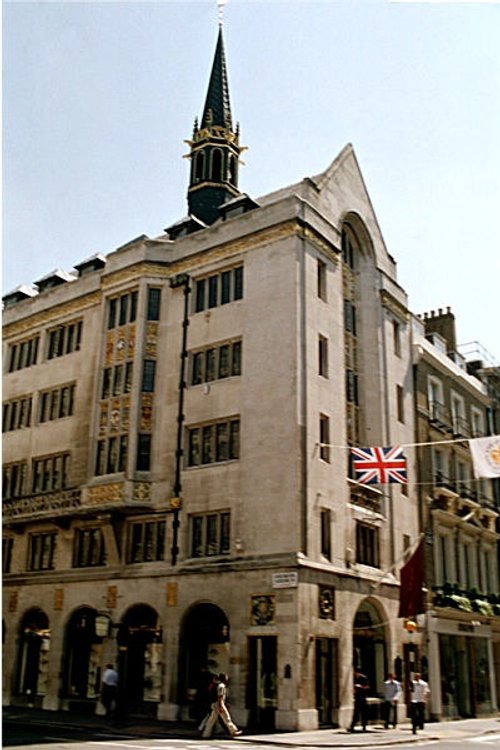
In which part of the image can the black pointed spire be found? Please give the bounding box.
[201,26,233,131]
[185,24,245,226]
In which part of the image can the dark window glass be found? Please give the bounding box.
[216,423,228,462]
[136,434,151,471]
[192,516,204,557]
[113,365,123,396]
[102,368,111,399]
[202,425,214,464]
[221,271,231,304]
[3,537,13,574]
[130,291,138,322]
[234,267,243,300]
[124,362,133,393]
[195,279,206,313]
[147,288,161,321]
[356,523,379,567]
[142,360,156,392]
[319,415,330,462]
[119,294,128,326]
[107,437,118,474]
[73,528,105,568]
[118,435,128,472]
[28,532,56,571]
[219,345,230,378]
[108,298,117,329]
[220,512,230,554]
[208,276,218,308]
[205,349,216,381]
[232,341,242,376]
[95,440,105,476]
[192,352,204,385]
[321,509,331,559]
[229,420,240,459]
[206,514,218,555]
[188,428,200,466]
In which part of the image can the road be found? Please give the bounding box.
[3,729,500,750]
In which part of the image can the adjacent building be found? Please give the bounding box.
[3,23,499,729]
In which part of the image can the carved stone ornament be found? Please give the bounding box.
[251,595,275,626]
[319,587,335,620]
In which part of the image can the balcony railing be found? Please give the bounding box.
[429,401,452,430]
[3,488,82,522]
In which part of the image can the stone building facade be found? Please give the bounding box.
[2,23,498,730]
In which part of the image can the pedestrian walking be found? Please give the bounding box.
[410,672,430,734]
[100,664,118,718]
[348,669,369,733]
[201,672,242,738]
[383,672,401,728]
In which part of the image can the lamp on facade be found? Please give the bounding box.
[403,618,417,634]
[95,613,111,638]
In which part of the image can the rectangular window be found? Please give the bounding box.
[2,462,27,499]
[127,520,165,563]
[319,414,330,462]
[31,453,69,493]
[47,321,82,360]
[119,294,129,326]
[136,433,151,471]
[356,523,379,567]
[317,259,327,301]
[194,267,243,312]
[142,360,156,392]
[3,537,13,574]
[28,532,56,571]
[113,364,123,396]
[221,270,231,304]
[147,288,161,321]
[38,385,74,423]
[7,334,40,372]
[234,266,244,300]
[208,275,218,308]
[2,395,33,431]
[108,298,117,330]
[397,385,405,423]
[73,528,105,568]
[195,279,206,313]
[321,508,331,560]
[190,341,242,385]
[393,320,401,357]
[187,418,240,466]
[124,362,133,393]
[344,299,357,335]
[102,368,112,399]
[189,511,231,558]
[319,335,328,378]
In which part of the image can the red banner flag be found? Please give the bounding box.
[398,540,425,618]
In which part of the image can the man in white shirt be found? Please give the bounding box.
[383,673,401,729]
[101,664,119,718]
[410,673,430,734]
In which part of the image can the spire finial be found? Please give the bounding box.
[217,0,226,26]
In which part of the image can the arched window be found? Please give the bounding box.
[211,149,223,183]
[228,154,237,186]
[195,151,205,182]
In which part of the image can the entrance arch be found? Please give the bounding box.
[62,607,102,704]
[178,603,229,718]
[117,604,162,715]
[353,599,388,697]
[16,608,50,703]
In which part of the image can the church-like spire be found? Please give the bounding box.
[185,23,244,226]
[201,25,233,131]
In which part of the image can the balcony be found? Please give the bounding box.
[348,480,383,515]
[452,415,471,439]
[432,584,500,617]
[429,401,452,431]
[3,488,82,523]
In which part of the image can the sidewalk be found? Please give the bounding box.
[3,706,500,747]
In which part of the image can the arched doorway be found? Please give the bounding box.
[16,608,50,705]
[352,599,388,699]
[178,603,230,719]
[117,604,162,716]
[62,607,103,708]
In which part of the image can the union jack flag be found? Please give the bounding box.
[350,445,407,485]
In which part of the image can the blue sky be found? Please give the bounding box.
[3,0,500,360]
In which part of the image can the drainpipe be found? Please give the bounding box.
[169,273,191,566]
